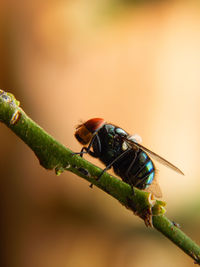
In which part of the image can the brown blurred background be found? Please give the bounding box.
[0,0,200,266]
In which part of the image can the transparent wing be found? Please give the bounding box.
[145,176,162,198]
[126,138,184,175]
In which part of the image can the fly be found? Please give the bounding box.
[74,118,184,197]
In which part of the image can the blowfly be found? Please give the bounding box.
[74,118,184,197]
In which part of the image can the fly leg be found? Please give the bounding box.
[83,134,102,188]
[72,146,88,157]
[125,152,137,177]
[124,151,138,195]
[126,158,150,191]
[96,165,112,181]
[134,168,154,189]
[97,148,132,181]
[73,134,102,188]
[73,134,101,158]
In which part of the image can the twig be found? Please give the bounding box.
[0,89,199,264]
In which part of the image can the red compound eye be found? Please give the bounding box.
[84,118,105,133]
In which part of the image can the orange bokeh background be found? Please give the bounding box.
[0,1,200,266]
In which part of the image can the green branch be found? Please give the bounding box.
[0,89,200,264]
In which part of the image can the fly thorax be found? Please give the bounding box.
[115,128,128,136]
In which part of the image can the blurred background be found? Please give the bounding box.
[0,0,200,266]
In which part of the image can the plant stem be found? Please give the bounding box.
[0,90,200,264]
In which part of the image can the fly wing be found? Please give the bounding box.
[145,176,162,198]
[126,138,184,175]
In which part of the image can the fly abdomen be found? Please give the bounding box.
[135,154,155,189]
[113,150,155,190]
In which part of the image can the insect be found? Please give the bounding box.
[74,118,184,197]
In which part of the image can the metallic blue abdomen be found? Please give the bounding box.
[112,149,155,190]
[137,151,155,188]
